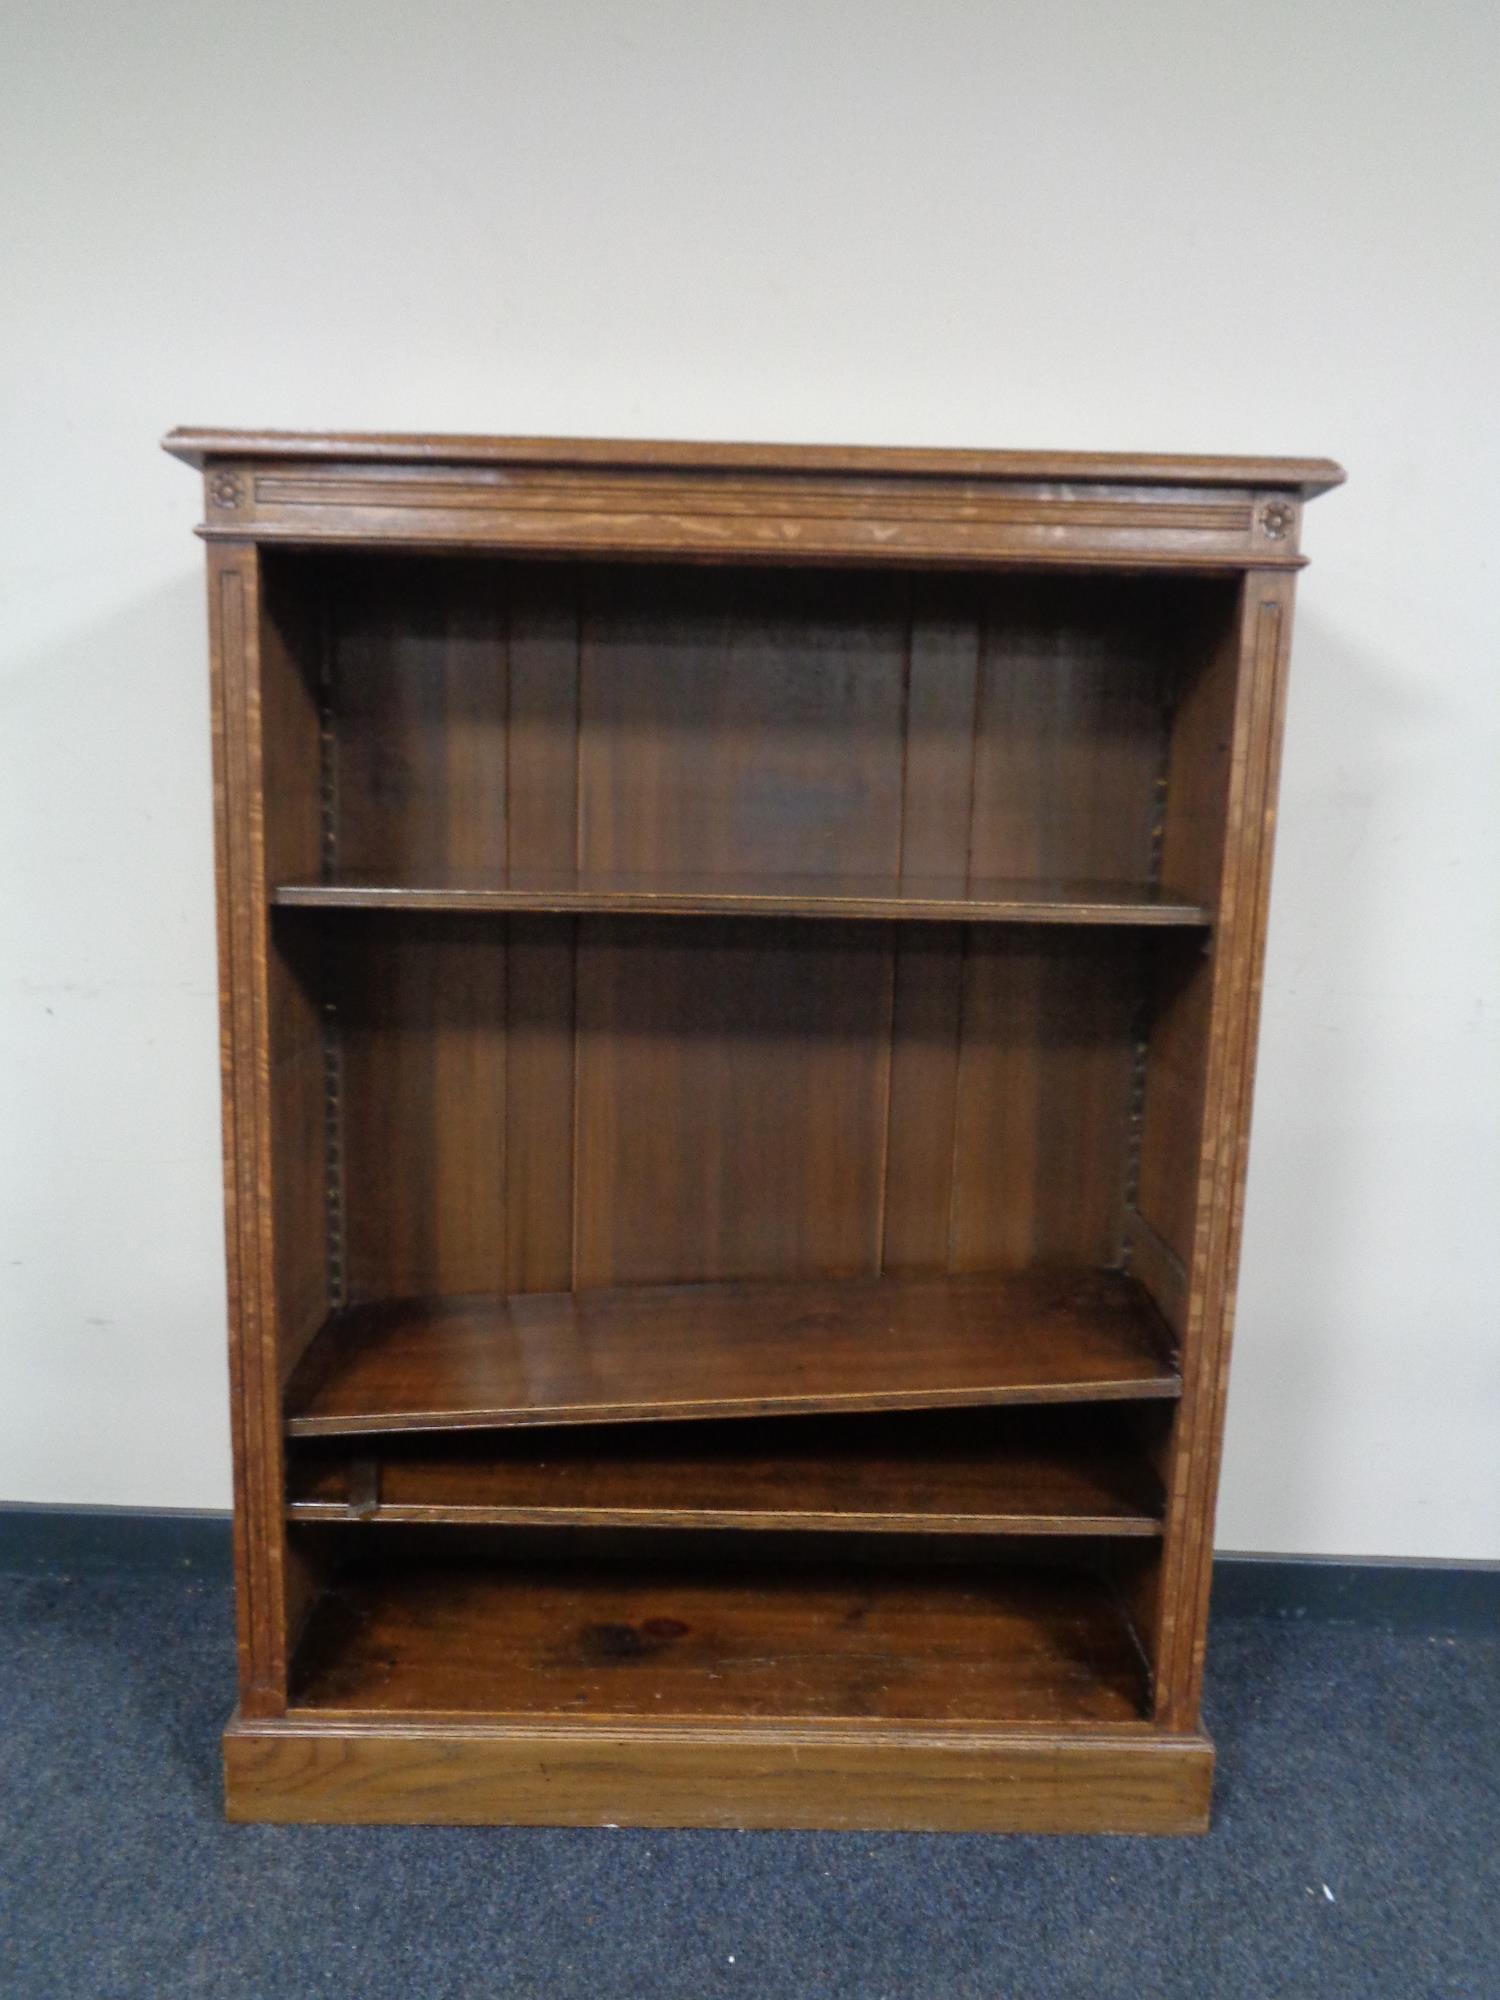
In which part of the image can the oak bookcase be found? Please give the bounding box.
[166,429,1341,1831]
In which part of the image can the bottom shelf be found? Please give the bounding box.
[290,1541,1151,1728]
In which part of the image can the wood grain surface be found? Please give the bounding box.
[283,1269,1181,1437]
[286,1407,1166,1537]
[272,868,1208,926]
[224,1713,1214,1832]
[289,1548,1150,1725]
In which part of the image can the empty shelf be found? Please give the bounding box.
[290,1548,1151,1725]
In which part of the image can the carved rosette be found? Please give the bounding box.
[209,470,246,510]
[1258,499,1296,542]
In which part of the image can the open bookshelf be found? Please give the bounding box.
[168,428,1341,1831]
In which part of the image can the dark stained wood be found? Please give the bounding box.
[571,918,893,1288]
[176,427,1337,1832]
[283,1270,1180,1437]
[504,572,580,865]
[333,913,580,1302]
[577,567,908,877]
[337,915,508,1300]
[968,577,1165,884]
[308,554,1227,898]
[881,930,967,1273]
[286,1408,1165,1537]
[273,868,1208,926]
[949,932,1143,1270]
[327,909,1159,1302]
[329,557,510,880]
[501,916,576,1293]
[290,1549,1150,1726]
[900,587,981,873]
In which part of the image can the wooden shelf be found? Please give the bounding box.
[289,1549,1150,1725]
[283,1270,1181,1439]
[271,867,1210,928]
[286,1408,1166,1537]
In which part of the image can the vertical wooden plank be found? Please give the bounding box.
[881,589,977,1271]
[898,589,980,877]
[573,918,891,1288]
[503,568,581,1290]
[968,576,1166,884]
[880,929,966,1273]
[340,917,508,1299]
[208,541,296,1715]
[506,567,581,871]
[504,916,576,1292]
[1154,574,1299,1727]
[576,569,908,877]
[333,556,509,877]
[948,932,1140,1271]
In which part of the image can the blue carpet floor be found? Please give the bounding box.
[1,1562,1496,1999]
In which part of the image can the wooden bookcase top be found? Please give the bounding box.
[164,428,1342,570]
[163,426,1346,497]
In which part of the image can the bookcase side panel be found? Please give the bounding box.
[209,543,326,1714]
[1145,573,1299,1727]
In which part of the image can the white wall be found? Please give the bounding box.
[3,0,1496,1557]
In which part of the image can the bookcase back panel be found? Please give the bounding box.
[967,578,1169,883]
[326,914,1144,1300]
[306,556,1233,893]
[336,914,510,1300]
[576,570,910,878]
[332,560,511,877]
[948,931,1142,1272]
[572,919,892,1287]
